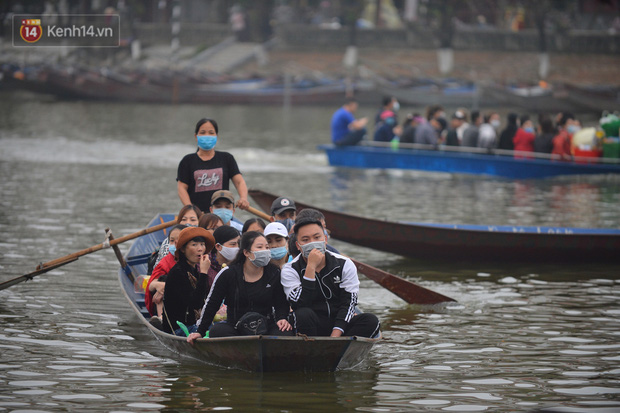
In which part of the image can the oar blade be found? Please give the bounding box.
[352,259,455,305]
[245,200,455,305]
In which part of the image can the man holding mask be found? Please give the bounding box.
[280,218,380,338]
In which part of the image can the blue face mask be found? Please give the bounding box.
[197,135,217,151]
[524,127,535,134]
[567,125,580,134]
[277,218,294,233]
[167,244,176,255]
[270,246,288,260]
[213,208,233,224]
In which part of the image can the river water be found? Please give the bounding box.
[1,90,620,412]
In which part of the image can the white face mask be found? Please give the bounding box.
[491,119,501,129]
[218,244,239,261]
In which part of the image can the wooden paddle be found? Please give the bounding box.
[245,206,455,305]
[0,219,177,291]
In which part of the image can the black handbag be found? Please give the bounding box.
[235,312,269,336]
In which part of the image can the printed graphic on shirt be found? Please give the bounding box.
[194,168,223,192]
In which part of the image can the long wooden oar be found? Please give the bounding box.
[349,258,455,305]
[245,206,455,305]
[0,220,176,291]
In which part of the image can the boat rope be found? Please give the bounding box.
[102,228,112,249]
[162,304,176,334]
[296,333,315,341]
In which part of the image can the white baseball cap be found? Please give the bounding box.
[264,222,289,238]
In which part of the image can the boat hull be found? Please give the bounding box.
[318,144,620,179]
[379,83,486,108]
[118,214,378,372]
[23,67,357,105]
[249,189,620,263]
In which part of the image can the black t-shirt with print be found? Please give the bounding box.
[177,151,241,213]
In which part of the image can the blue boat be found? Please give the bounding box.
[119,214,379,372]
[318,143,620,179]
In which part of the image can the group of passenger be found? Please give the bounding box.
[144,116,380,342]
[331,96,584,161]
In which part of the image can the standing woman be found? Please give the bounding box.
[187,231,293,342]
[177,118,250,214]
[162,227,215,335]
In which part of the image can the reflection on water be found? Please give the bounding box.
[326,168,620,229]
[1,93,620,412]
[3,250,618,411]
[157,369,379,412]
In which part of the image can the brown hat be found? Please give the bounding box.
[211,190,235,206]
[175,227,215,260]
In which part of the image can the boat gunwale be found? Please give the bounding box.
[248,189,619,239]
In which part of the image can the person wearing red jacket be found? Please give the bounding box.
[513,115,536,159]
[552,113,577,161]
[145,224,186,319]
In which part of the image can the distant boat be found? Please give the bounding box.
[482,82,584,112]
[5,65,365,105]
[249,189,620,263]
[564,83,620,113]
[119,214,379,372]
[318,143,620,179]
[378,78,486,108]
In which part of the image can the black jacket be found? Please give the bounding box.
[162,259,209,333]
[281,251,359,332]
[196,263,289,336]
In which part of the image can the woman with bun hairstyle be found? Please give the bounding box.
[162,227,215,335]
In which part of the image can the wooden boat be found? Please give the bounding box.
[379,78,486,108]
[14,65,359,105]
[119,213,379,372]
[249,189,620,263]
[318,143,620,179]
[564,83,620,113]
[481,82,584,112]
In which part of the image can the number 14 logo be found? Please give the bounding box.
[20,19,42,43]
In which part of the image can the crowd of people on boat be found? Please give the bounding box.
[331,96,595,161]
[144,117,380,342]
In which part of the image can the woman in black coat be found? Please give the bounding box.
[162,227,215,335]
[187,231,293,342]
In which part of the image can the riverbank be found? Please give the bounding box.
[242,48,620,87]
[2,37,619,87]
